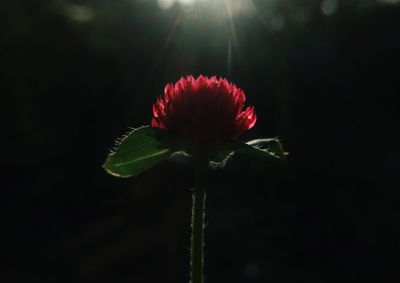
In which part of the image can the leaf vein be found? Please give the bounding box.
[111,149,170,167]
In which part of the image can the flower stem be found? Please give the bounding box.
[191,154,207,283]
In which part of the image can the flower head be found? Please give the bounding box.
[151,75,256,144]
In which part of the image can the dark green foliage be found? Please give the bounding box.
[209,138,285,169]
[103,126,172,177]
[244,138,286,163]
[104,126,285,177]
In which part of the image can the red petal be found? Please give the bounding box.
[247,107,257,129]
[151,118,159,127]
[164,83,174,102]
[150,75,257,143]
[152,104,159,117]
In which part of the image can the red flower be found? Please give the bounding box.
[151,75,257,144]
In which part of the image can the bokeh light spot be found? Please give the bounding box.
[244,262,259,279]
[158,0,176,10]
[378,0,400,4]
[66,4,94,22]
[271,15,285,31]
[321,0,339,16]
[178,0,196,6]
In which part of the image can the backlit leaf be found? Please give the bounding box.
[103,126,173,177]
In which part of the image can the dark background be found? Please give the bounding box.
[2,0,400,282]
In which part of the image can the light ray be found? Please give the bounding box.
[225,0,239,52]
[132,17,182,110]
[227,39,232,76]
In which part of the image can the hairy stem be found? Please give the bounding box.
[190,154,207,283]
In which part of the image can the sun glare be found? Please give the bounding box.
[157,0,256,19]
[155,0,258,77]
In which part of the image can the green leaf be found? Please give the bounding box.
[209,147,235,169]
[240,138,286,163]
[103,126,173,178]
[209,138,285,168]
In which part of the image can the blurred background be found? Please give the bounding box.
[2,0,400,282]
